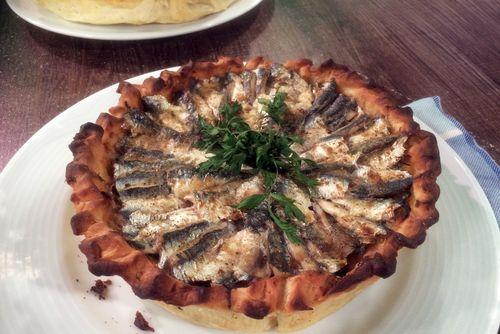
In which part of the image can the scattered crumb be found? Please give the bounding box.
[90,279,112,300]
[134,311,155,332]
[75,279,80,283]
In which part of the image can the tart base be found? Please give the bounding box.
[159,277,378,332]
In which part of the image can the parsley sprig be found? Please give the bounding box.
[258,91,288,125]
[234,183,305,244]
[194,93,317,244]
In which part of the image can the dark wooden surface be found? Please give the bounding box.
[1,0,499,170]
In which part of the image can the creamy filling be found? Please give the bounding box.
[114,65,411,284]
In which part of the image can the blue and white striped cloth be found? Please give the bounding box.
[408,97,499,222]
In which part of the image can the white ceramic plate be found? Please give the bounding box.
[6,0,263,40]
[0,69,499,334]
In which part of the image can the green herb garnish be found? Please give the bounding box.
[195,93,317,244]
[258,91,288,125]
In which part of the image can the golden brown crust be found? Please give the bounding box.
[159,276,379,332]
[66,57,440,328]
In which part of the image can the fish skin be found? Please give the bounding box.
[244,208,270,232]
[159,221,227,268]
[128,203,230,236]
[362,136,408,170]
[177,92,198,125]
[193,169,258,196]
[315,174,349,200]
[121,195,185,216]
[120,147,172,163]
[333,215,386,243]
[195,78,228,120]
[302,93,358,147]
[113,158,181,179]
[191,93,218,123]
[267,223,293,275]
[127,211,174,228]
[350,177,412,198]
[265,64,314,124]
[323,94,357,129]
[348,118,391,152]
[214,229,271,282]
[242,70,257,103]
[304,81,338,125]
[303,113,331,143]
[276,179,315,224]
[118,185,171,199]
[302,223,346,273]
[126,108,183,139]
[232,175,266,203]
[124,201,233,256]
[116,146,240,205]
[165,165,196,180]
[115,171,163,192]
[313,204,358,258]
[122,224,140,239]
[122,209,181,254]
[318,197,400,222]
[125,108,162,136]
[300,204,358,272]
[218,274,253,289]
[331,113,372,137]
[350,166,413,198]
[142,95,169,113]
[270,63,292,82]
[255,68,270,95]
[302,136,360,168]
[172,228,270,284]
[147,94,199,134]
[351,136,398,154]
[171,173,259,205]
[172,228,229,266]
[116,165,195,193]
[225,73,246,103]
[314,201,387,243]
[285,239,319,271]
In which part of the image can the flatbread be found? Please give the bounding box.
[38,0,236,25]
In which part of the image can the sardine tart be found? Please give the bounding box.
[66,57,440,332]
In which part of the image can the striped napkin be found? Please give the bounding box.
[408,97,499,222]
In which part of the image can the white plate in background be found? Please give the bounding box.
[5,0,263,40]
[0,69,498,333]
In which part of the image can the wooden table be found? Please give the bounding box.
[1,0,499,170]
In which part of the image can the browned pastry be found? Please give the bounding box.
[134,311,155,332]
[66,57,440,332]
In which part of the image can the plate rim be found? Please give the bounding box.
[0,68,498,333]
[5,0,263,40]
